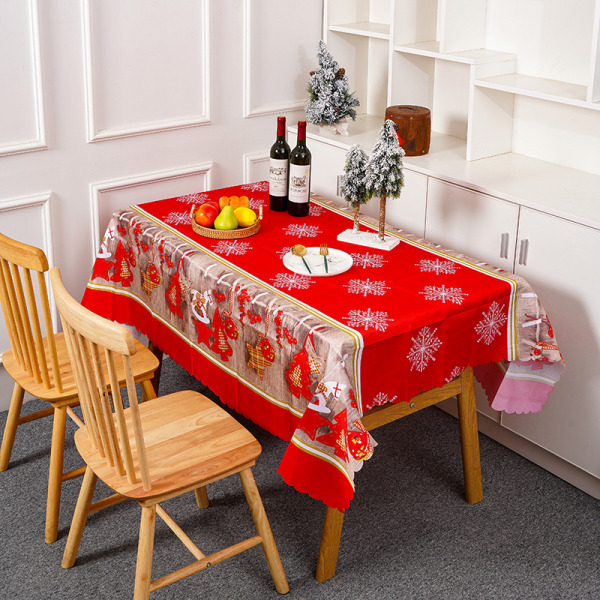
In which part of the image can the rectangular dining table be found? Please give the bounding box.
[82,181,564,581]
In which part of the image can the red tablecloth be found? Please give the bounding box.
[83,181,563,510]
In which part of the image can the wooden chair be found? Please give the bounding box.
[50,267,289,599]
[0,233,159,544]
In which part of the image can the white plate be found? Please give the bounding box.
[283,246,353,277]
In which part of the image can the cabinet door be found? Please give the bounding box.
[309,140,346,199]
[502,209,600,478]
[425,178,519,272]
[425,178,520,419]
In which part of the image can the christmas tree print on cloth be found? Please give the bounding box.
[306,41,359,135]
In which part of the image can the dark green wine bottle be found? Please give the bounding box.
[288,120,311,218]
[269,116,290,211]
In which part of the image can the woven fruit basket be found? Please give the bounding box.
[190,205,262,239]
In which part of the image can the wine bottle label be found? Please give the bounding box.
[269,159,288,196]
[288,164,311,204]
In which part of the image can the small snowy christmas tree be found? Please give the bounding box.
[306,41,360,135]
[366,119,405,242]
[340,144,368,232]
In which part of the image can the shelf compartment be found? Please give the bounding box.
[329,21,390,40]
[393,0,487,54]
[325,29,390,118]
[474,73,600,112]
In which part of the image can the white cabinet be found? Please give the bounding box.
[502,210,600,480]
[304,126,600,497]
[424,178,518,272]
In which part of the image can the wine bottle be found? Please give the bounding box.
[269,116,291,211]
[288,120,311,217]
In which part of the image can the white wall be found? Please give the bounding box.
[0,0,323,409]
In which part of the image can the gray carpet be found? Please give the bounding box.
[1,356,599,599]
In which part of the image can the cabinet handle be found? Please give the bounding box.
[518,239,529,265]
[500,232,509,259]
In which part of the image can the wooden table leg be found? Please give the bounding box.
[315,506,345,582]
[457,366,483,504]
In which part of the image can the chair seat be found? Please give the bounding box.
[74,391,262,501]
[2,333,159,406]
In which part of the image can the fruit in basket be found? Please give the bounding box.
[214,205,238,230]
[217,195,251,210]
[229,195,250,209]
[203,201,220,212]
[234,207,257,227]
[195,203,219,227]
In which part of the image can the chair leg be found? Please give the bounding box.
[140,379,157,402]
[239,468,289,594]
[194,486,209,509]
[134,505,156,600]
[0,382,25,471]
[46,405,67,543]
[62,466,98,568]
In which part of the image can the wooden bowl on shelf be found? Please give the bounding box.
[189,205,262,239]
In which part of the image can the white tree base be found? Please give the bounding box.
[337,228,400,251]
[318,118,350,136]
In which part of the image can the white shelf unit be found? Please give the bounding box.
[323,0,600,174]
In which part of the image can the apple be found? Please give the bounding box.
[203,201,219,213]
[195,203,219,227]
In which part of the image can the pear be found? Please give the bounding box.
[214,205,238,230]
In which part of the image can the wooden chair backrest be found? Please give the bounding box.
[50,267,151,491]
[0,233,62,392]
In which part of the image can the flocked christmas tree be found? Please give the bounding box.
[340,144,368,232]
[366,120,405,241]
[306,41,360,133]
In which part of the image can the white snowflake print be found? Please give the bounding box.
[407,326,443,372]
[351,252,388,269]
[212,240,252,256]
[417,258,459,275]
[176,193,209,204]
[420,284,467,305]
[248,197,264,210]
[344,308,391,332]
[372,392,398,407]
[283,223,321,238]
[345,278,390,297]
[475,301,507,345]
[271,272,312,291]
[309,204,324,217]
[163,211,192,226]
[445,366,463,383]
[240,182,269,192]
[277,246,292,259]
